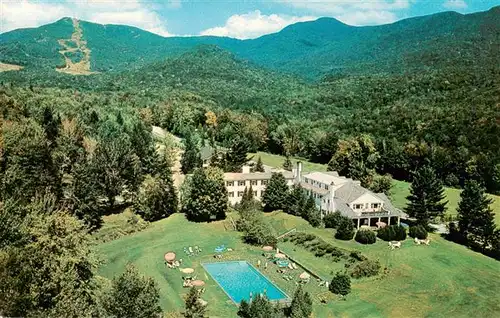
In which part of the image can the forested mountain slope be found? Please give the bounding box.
[1,6,498,78]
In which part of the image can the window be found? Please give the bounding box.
[371,203,380,209]
[228,192,234,197]
[251,180,258,186]
[238,191,244,197]
[253,191,257,197]
[261,180,268,186]
[325,185,329,190]
[226,181,234,187]
[353,204,363,209]
[238,181,245,186]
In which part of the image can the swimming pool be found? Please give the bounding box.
[202,261,288,303]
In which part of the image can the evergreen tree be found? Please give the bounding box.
[223,137,251,172]
[283,155,293,171]
[405,166,447,228]
[335,217,355,240]
[182,168,228,222]
[262,173,289,212]
[103,265,162,318]
[181,132,202,175]
[245,294,282,318]
[287,184,306,216]
[457,180,497,250]
[237,299,251,318]
[289,285,313,318]
[239,185,259,212]
[302,195,321,227]
[42,106,60,145]
[254,156,265,172]
[329,272,351,297]
[184,286,207,318]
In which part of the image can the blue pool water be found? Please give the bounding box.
[202,261,288,303]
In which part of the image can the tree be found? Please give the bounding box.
[302,195,321,227]
[324,211,343,229]
[237,299,251,318]
[289,285,313,318]
[404,166,447,228]
[329,272,351,297]
[134,174,178,222]
[328,135,379,187]
[283,154,293,171]
[262,173,289,212]
[181,132,202,175]
[237,294,282,318]
[223,137,250,172]
[42,106,60,145]
[239,185,260,212]
[368,174,393,196]
[182,168,228,222]
[103,265,162,318]
[355,230,376,244]
[335,217,355,240]
[409,225,428,239]
[254,156,265,172]
[457,180,496,250]
[287,184,306,216]
[0,208,100,317]
[184,286,207,318]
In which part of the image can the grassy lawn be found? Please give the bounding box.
[252,152,500,225]
[96,212,500,317]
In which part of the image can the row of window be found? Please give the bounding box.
[228,191,259,198]
[352,203,381,210]
[303,177,329,190]
[226,180,268,187]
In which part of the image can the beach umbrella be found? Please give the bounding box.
[274,253,286,259]
[191,280,205,287]
[181,268,194,274]
[164,252,176,262]
[299,272,311,280]
[262,246,273,252]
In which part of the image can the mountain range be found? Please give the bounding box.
[1,6,499,79]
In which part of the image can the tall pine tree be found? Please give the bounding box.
[405,166,447,228]
[457,180,497,250]
[283,154,293,171]
[289,285,313,318]
[287,184,306,216]
[181,132,202,175]
[223,137,251,172]
[262,173,289,212]
[254,156,265,172]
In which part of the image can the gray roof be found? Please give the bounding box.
[375,193,407,217]
[300,182,329,195]
[334,182,368,203]
[333,198,357,217]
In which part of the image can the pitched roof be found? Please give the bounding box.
[224,171,294,181]
[300,182,329,195]
[333,198,357,217]
[334,182,368,203]
[375,193,407,217]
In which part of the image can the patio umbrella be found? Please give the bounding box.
[274,253,286,259]
[180,268,194,274]
[191,280,205,287]
[164,252,176,263]
[299,272,311,280]
[376,221,387,228]
[262,246,273,252]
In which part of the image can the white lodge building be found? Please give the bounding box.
[223,162,405,229]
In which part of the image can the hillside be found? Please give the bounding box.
[1,6,498,78]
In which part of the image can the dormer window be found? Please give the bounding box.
[353,204,363,210]
[371,203,380,209]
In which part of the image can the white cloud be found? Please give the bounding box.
[200,10,316,39]
[443,0,468,9]
[0,0,172,36]
[276,0,411,25]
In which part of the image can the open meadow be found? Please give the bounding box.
[96,212,500,317]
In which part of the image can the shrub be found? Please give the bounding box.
[349,251,367,262]
[377,225,407,241]
[350,260,381,278]
[355,230,376,244]
[329,272,351,296]
[409,225,428,239]
[335,217,355,240]
[324,211,343,228]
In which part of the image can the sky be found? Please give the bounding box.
[1,0,499,39]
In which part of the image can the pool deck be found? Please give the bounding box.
[201,260,290,305]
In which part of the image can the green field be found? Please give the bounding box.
[96,212,500,317]
[251,152,500,225]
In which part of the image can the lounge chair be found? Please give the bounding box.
[189,247,194,254]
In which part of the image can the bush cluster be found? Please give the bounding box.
[354,230,377,244]
[334,217,355,241]
[409,225,428,239]
[287,232,346,260]
[350,260,381,278]
[323,211,343,229]
[377,225,407,241]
